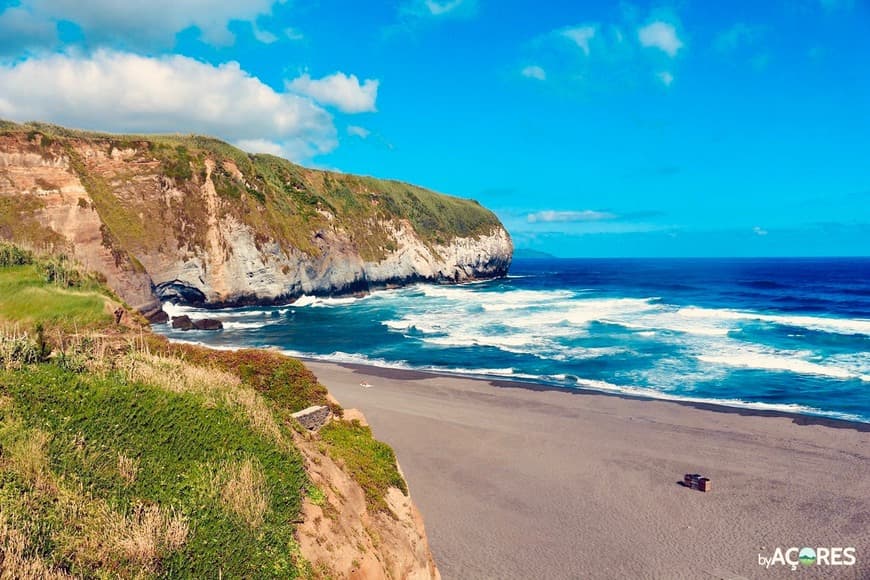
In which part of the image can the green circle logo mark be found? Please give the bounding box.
[799,547,816,567]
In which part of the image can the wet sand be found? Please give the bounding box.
[306,361,870,579]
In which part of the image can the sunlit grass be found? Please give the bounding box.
[0,265,111,329]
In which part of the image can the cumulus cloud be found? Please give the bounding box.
[521,65,546,80]
[0,51,337,161]
[527,210,617,223]
[235,139,286,157]
[753,226,769,236]
[0,0,287,50]
[0,6,56,55]
[637,21,683,57]
[562,25,597,56]
[347,125,371,139]
[525,10,686,92]
[287,72,379,114]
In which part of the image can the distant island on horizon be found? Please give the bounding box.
[513,248,557,259]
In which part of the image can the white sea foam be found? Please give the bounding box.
[289,294,374,308]
[277,344,866,422]
[676,306,870,336]
[161,301,201,318]
[697,348,870,382]
[291,295,318,307]
[571,378,864,422]
[161,302,274,320]
[221,321,270,330]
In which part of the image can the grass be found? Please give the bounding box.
[0,241,413,576]
[216,458,270,529]
[0,194,65,249]
[66,147,149,250]
[0,362,307,577]
[148,343,336,415]
[0,264,111,329]
[319,420,408,514]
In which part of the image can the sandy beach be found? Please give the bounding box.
[306,361,870,579]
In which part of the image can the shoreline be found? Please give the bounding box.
[313,359,870,432]
[155,327,870,428]
[306,359,870,578]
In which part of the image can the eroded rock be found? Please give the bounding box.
[292,405,332,430]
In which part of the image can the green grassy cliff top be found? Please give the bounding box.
[0,244,410,577]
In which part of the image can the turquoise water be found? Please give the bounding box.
[158,258,870,423]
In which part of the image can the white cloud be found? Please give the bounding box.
[0,50,337,161]
[0,0,287,49]
[284,27,304,41]
[401,0,477,18]
[521,65,546,80]
[235,139,285,157]
[287,72,379,114]
[527,210,617,223]
[612,26,625,44]
[753,226,769,236]
[251,24,279,44]
[347,125,370,139]
[425,0,465,15]
[637,21,683,57]
[562,25,597,56]
[714,23,759,53]
[657,71,674,86]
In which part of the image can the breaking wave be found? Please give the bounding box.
[154,257,870,423]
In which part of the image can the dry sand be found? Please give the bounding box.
[306,361,870,580]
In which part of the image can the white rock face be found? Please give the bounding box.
[148,215,513,306]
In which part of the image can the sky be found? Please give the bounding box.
[0,0,867,257]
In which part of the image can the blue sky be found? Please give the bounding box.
[0,0,867,257]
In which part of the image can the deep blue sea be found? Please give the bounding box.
[160,258,870,423]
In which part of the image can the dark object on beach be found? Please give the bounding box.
[682,473,712,492]
[171,315,193,330]
[193,318,223,330]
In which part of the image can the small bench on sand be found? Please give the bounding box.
[682,473,712,492]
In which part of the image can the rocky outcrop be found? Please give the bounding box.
[292,405,332,430]
[170,315,223,331]
[149,218,512,308]
[0,124,513,312]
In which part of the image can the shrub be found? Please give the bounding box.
[0,331,40,370]
[0,243,33,267]
[39,256,83,288]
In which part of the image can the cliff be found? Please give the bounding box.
[0,121,512,315]
[0,242,439,578]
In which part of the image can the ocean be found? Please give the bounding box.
[159,258,870,423]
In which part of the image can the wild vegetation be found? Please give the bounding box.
[319,420,408,513]
[1,121,502,263]
[0,244,410,578]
